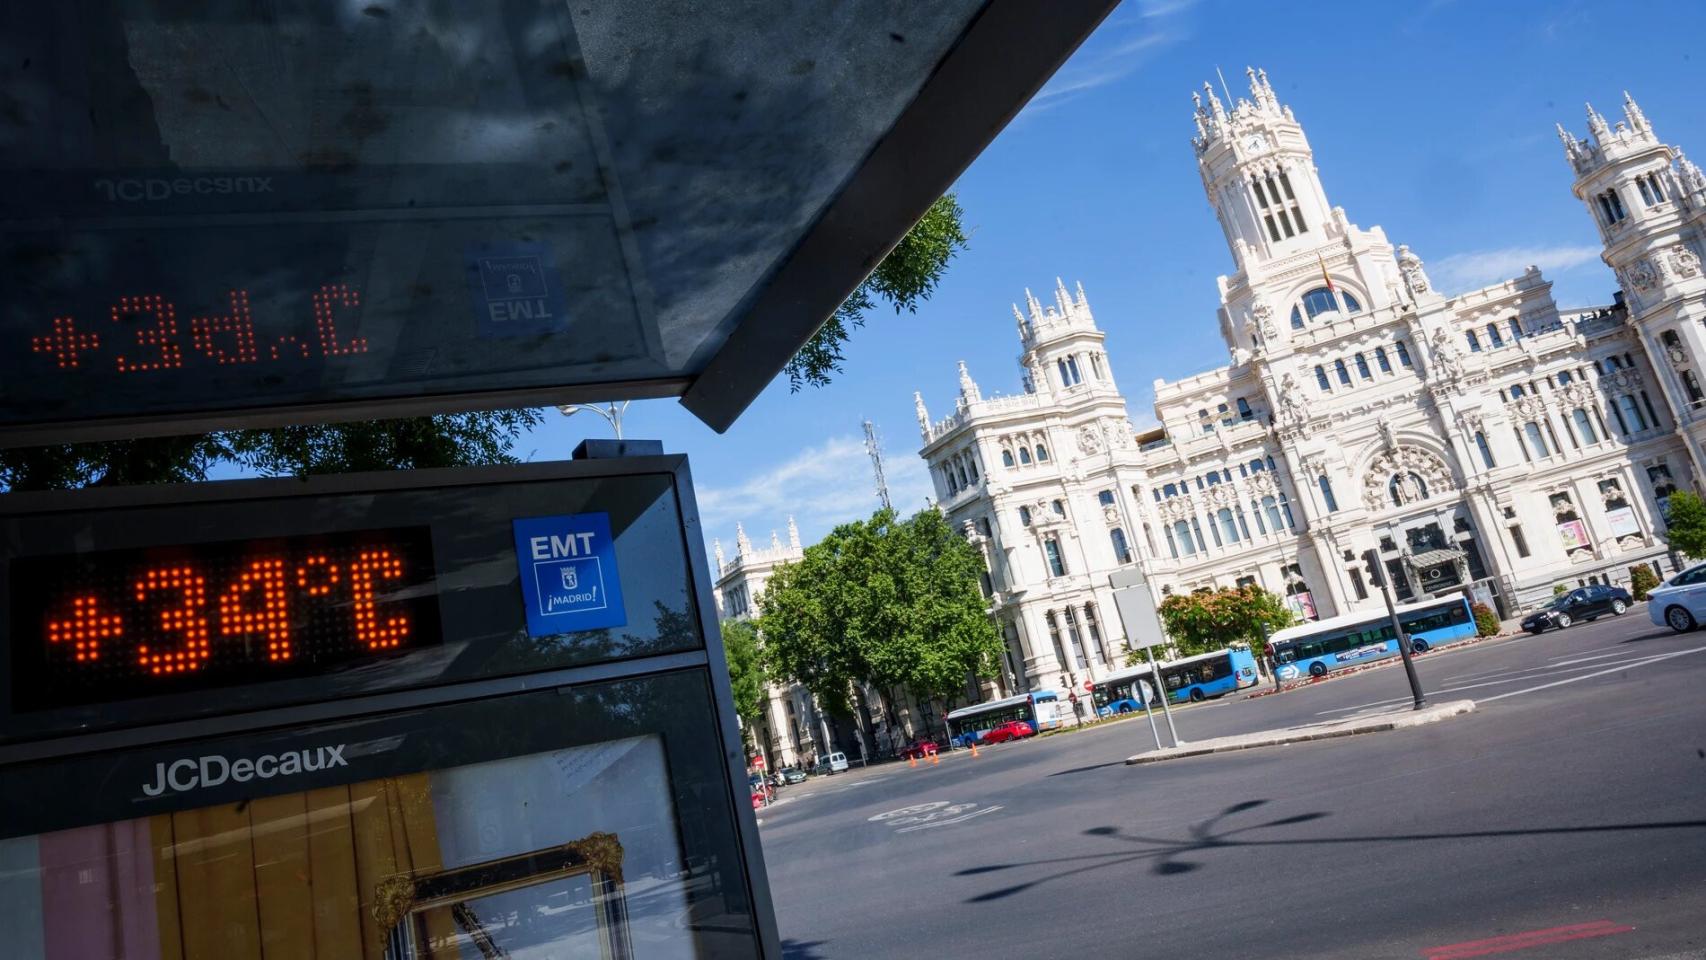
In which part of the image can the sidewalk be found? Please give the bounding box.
[1125,699,1477,764]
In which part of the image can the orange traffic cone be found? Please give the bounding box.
[929,750,940,765]
[908,754,917,768]
[970,742,979,758]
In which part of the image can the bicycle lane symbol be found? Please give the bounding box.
[868,800,1004,834]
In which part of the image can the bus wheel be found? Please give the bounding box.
[1308,662,1328,678]
[1411,639,1429,653]
[1189,688,1206,703]
[1118,705,1132,714]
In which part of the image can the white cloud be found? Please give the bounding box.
[1020,4,1195,116]
[696,435,935,555]
[1430,244,1604,292]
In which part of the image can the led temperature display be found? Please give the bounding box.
[9,526,440,711]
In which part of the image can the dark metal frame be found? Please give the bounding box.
[0,453,782,958]
[1,1,1115,446]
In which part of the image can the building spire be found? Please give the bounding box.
[712,537,725,575]
[1075,280,1088,307]
[770,529,782,550]
[1024,286,1044,320]
[1622,90,1650,134]
[787,516,801,550]
[735,522,752,556]
[1203,81,1225,120]
[913,390,931,440]
[956,360,981,407]
[1054,276,1072,314]
[1586,101,1610,142]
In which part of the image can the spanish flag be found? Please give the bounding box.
[1316,252,1336,293]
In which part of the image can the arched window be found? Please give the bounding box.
[1684,370,1705,404]
[1317,474,1339,512]
[1262,495,1284,532]
[1249,458,1266,473]
[1523,421,1550,458]
[1218,508,1240,545]
[1173,520,1196,556]
[966,457,978,481]
[945,468,958,494]
[1354,353,1372,380]
[956,461,970,487]
[1375,346,1392,373]
[1051,499,1065,516]
[1465,330,1481,352]
[1315,365,1331,391]
[1018,447,1032,465]
[1395,340,1413,367]
[1289,287,1362,327]
[1474,431,1495,469]
[1036,444,1049,462]
[1019,505,1032,526]
[1098,490,1116,506]
[1001,448,1015,467]
[1110,528,1132,564]
[1334,359,1351,386]
[1485,323,1504,348]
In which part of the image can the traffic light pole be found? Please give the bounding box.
[1366,550,1426,711]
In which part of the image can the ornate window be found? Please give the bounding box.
[1251,169,1308,242]
[1036,444,1050,462]
[1395,340,1413,367]
[1334,359,1351,386]
[1172,520,1196,556]
[1523,422,1550,458]
[1315,365,1331,391]
[1465,330,1481,352]
[1317,474,1339,512]
[1019,505,1032,526]
[1485,323,1504,348]
[1001,448,1015,467]
[1217,508,1240,544]
[1354,353,1372,380]
[1474,431,1496,469]
[1290,287,1362,327]
[1375,346,1392,373]
[1572,408,1598,444]
[1044,537,1067,577]
[1019,446,1032,465]
[1110,528,1132,564]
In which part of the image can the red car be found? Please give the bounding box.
[899,740,939,759]
[980,720,1035,744]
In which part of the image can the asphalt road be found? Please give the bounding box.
[756,606,1706,960]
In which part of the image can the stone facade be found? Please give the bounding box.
[917,71,1694,695]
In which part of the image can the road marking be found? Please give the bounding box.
[1546,644,1634,660]
[1479,645,1706,703]
[1548,649,1657,667]
[869,801,948,822]
[1422,919,1633,959]
[895,806,1002,833]
[1316,648,1702,716]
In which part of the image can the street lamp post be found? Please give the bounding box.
[557,401,631,439]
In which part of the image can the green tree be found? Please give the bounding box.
[1148,586,1294,660]
[784,195,969,390]
[1664,490,1706,557]
[720,619,769,743]
[0,411,544,491]
[758,507,1003,737]
[1629,564,1660,601]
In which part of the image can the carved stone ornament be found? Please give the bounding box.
[1670,245,1701,279]
[1551,493,1577,522]
[1276,373,1309,432]
[1103,505,1120,523]
[1204,483,1236,508]
[1361,444,1453,512]
[1600,478,1626,509]
[1627,258,1660,291]
[1428,328,1464,383]
[1561,381,1598,407]
[1397,244,1431,296]
[1156,495,1195,521]
[1456,410,1485,435]
[1247,472,1277,496]
[1077,425,1103,456]
[1508,394,1547,421]
[1252,299,1279,340]
[1667,345,1689,369]
[1605,367,1643,393]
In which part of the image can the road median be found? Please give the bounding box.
[1125,699,1477,764]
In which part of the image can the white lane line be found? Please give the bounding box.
[1315,652,1692,716]
[1479,645,1706,703]
[895,806,1003,834]
[1439,667,1533,684]
[1549,649,1655,667]
[1546,644,1635,660]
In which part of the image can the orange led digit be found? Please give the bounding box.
[45,596,123,663]
[112,295,184,373]
[296,555,339,595]
[348,549,411,649]
[134,567,210,674]
[189,290,259,365]
[218,557,293,661]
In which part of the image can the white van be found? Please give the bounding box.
[819,752,849,774]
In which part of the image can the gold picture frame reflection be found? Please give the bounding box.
[375,831,632,960]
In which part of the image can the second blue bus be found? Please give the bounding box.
[1092,647,1260,715]
[1267,593,1476,680]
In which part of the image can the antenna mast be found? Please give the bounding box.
[863,419,892,512]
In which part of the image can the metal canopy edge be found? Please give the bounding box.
[680,0,1119,432]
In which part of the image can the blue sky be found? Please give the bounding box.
[522,0,1706,558]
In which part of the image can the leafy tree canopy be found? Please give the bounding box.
[720,618,768,735]
[1151,586,1294,659]
[758,507,1002,716]
[784,194,969,390]
[0,411,544,492]
[1664,490,1706,558]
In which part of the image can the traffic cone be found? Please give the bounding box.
[908,754,917,768]
[930,751,940,765]
[970,742,979,758]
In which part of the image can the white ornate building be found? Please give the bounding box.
[916,70,1697,695]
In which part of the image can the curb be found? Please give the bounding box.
[1124,700,1477,764]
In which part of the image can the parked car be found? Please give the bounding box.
[980,720,1035,744]
[899,740,939,760]
[1522,583,1633,634]
[776,766,808,785]
[1648,562,1706,632]
[811,751,850,776]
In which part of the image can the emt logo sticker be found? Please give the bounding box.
[512,513,627,637]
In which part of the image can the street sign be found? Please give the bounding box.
[0,3,1116,445]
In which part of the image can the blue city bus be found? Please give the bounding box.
[1093,647,1260,714]
[947,690,1064,745]
[1268,593,1476,681]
